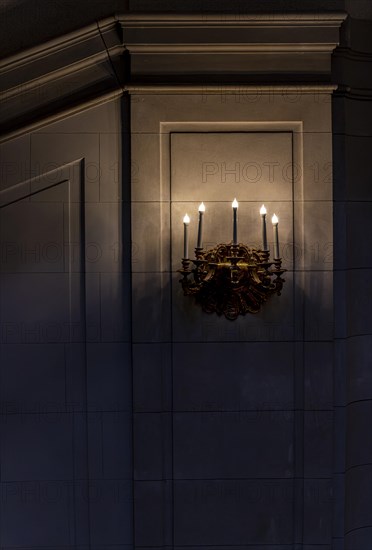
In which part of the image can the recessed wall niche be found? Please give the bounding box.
[172,130,293,320]
[171,128,295,332]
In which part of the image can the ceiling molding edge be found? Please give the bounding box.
[0,12,347,137]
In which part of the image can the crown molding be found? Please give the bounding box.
[119,12,347,24]
[0,17,123,90]
[0,12,347,137]
[332,45,372,96]
[0,16,125,136]
[123,83,338,94]
[120,12,346,79]
[126,44,338,53]
[0,17,119,69]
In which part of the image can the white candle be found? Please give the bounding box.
[183,214,190,258]
[260,204,268,251]
[197,202,205,248]
[272,214,280,259]
[232,198,238,244]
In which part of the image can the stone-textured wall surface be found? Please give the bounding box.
[332,15,372,550]
[0,3,371,550]
[0,99,133,548]
[131,90,335,548]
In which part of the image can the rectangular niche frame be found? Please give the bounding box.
[159,120,305,274]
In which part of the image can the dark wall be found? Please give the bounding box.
[0,98,133,548]
[332,15,372,549]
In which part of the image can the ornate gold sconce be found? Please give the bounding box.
[179,201,286,320]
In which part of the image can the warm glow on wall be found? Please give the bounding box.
[179,201,286,319]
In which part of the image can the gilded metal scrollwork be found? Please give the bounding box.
[179,243,286,320]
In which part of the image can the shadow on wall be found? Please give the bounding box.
[132,261,335,547]
[132,259,334,344]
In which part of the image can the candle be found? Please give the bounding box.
[272,213,280,259]
[232,198,238,244]
[260,204,268,251]
[197,202,205,248]
[183,214,190,258]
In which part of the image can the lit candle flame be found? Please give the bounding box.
[232,198,239,209]
[199,202,206,213]
[183,214,190,224]
[260,204,267,215]
[272,214,279,224]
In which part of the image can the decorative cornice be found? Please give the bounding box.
[333,86,372,100]
[333,46,372,62]
[0,17,123,91]
[126,44,338,53]
[0,16,124,137]
[120,12,346,80]
[332,46,372,96]
[0,17,118,70]
[0,12,347,137]
[119,12,347,25]
[124,83,338,94]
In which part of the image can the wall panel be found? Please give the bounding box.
[0,98,133,549]
[131,90,334,548]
